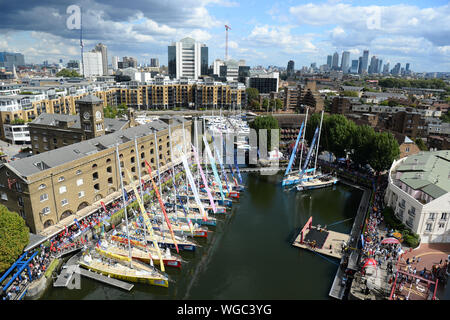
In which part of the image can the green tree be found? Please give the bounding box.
[56,69,81,77]
[246,88,259,103]
[440,111,450,123]
[369,132,400,173]
[249,115,279,151]
[274,98,283,111]
[325,114,356,158]
[350,125,376,166]
[0,205,29,273]
[341,90,359,97]
[250,100,260,110]
[262,98,269,112]
[415,138,428,151]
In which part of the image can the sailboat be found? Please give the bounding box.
[295,110,339,191]
[78,145,169,287]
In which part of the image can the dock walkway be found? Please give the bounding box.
[53,253,134,291]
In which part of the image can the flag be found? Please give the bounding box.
[123,188,128,202]
[74,218,81,229]
[96,240,101,248]
[100,201,108,214]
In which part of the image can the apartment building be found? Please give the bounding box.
[0,116,191,233]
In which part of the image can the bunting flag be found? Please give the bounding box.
[65,225,68,236]
[202,135,225,202]
[123,188,129,202]
[144,161,179,253]
[180,152,208,221]
[74,218,81,230]
[100,201,108,214]
[192,144,216,213]
[125,169,164,271]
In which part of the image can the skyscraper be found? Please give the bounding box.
[0,52,25,71]
[94,43,108,76]
[168,37,208,79]
[377,59,383,74]
[361,50,369,73]
[350,59,359,74]
[332,52,339,70]
[358,57,363,74]
[391,63,401,75]
[150,58,160,68]
[327,55,332,68]
[112,56,119,71]
[383,62,390,75]
[287,60,295,77]
[368,56,378,74]
[341,51,350,73]
[82,51,103,77]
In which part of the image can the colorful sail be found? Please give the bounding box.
[300,126,320,175]
[192,144,217,213]
[234,152,243,184]
[180,152,208,221]
[167,164,195,234]
[284,121,304,176]
[125,170,165,271]
[215,148,230,193]
[143,161,179,254]
[202,135,225,201]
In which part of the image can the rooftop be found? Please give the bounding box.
[395,150,450,200]
[7,116,187,178]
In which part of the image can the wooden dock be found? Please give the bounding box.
[292,225,349,260]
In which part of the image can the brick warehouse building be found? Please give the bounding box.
[0,115,191,233]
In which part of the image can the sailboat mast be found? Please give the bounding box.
[115,145,133,268]
[154,132,163,197]
[299,107,309,171]
[313,110,324,176]
[134,137,144,200]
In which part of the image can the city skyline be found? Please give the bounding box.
[0,0,449,72]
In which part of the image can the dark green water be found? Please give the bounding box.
[40,172,363,300]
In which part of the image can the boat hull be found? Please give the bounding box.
[78,261,169,288]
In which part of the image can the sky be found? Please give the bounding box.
[0,0,449,72]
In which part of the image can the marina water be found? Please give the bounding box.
[40,172,363,300]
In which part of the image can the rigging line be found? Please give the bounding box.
[327,217,354,227]
[312,250,340,266]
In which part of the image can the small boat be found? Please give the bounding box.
[78,247,169,287]
[296,174,339,191]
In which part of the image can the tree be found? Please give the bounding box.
[0,205,29,273]
[56,69,81,77]
[415,138,428,151]
[250,100,260,110]
[246,87,259,104]
[369,132,400,173]
[325,114,356,158]
[262,98,269,112]
[440,111,450,123]
[274,98,283,111]
[341,90,359,97]
[249,115,279,151]
[350,125,376,166]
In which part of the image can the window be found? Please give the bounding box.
[150,149,154,154]
[439,223,445,229]
[399,199,406,208]
[78,191,85,198]
[106,158,111,163]
[441,213,448,220]
[59,186,67,194]
[92,164,98,169]
[1,192,8,201]
[18,196,24,207]
[406,217,414,228]
[141,152,145,159]
[131,167,136,173]
[76,170,82,175]
[425,223,432,232]
[92,172,98,180]
[43,137,47,142]
[42,207,50,215]
[107,166,112,173]
[131,156,135,164]
[58,176,65,182]
[108,177,113,185]
[429,213,435,220]
[53,138,57,144]
[61,199,68,206]
[40,193,48,202]
[405,147,410,152]
[38,184,46,190]
[94,183,100,191]
[77,178,84,186]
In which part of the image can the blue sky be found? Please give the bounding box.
[0,0,449,72]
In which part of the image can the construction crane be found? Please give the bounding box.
[225,25,231,61]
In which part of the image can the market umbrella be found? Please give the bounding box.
[381,237,400,244]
